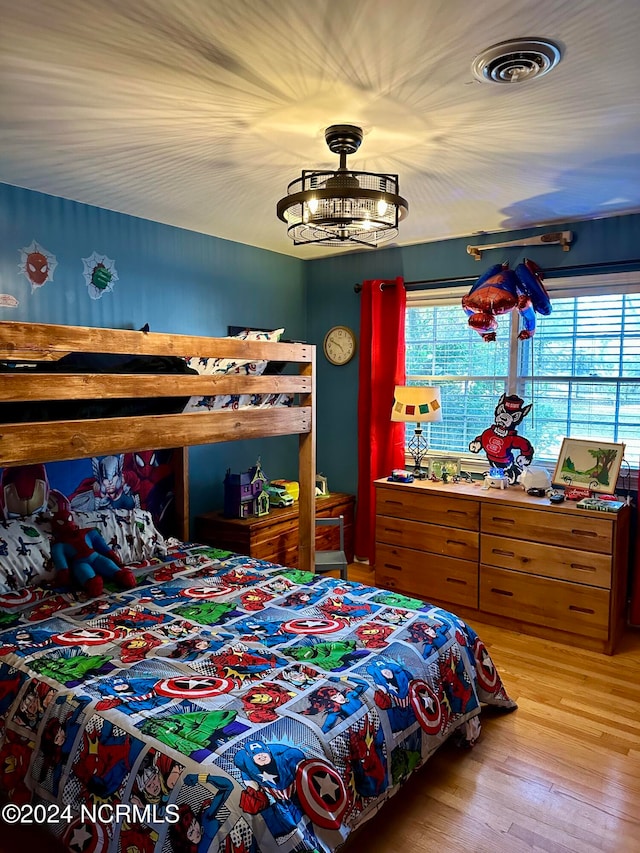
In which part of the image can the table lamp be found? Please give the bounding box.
[391,385,443,478]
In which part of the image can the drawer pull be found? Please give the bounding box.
[569,605,595,615]
[492,548,514,558]
[446,510,468,517]
[490,587,514,597]
[385,500,403,506]
[570,563,596,573]
[383,563,402,571]
[385,527,402,534]
[571,529,597,538]
[446,539,466,547]
[446,577,467,586]
[492,516,514,525]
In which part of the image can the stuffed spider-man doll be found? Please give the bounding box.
[49,491,136,597]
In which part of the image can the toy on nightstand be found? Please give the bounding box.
[315,473,329,496]
[223,459,269,518]
[271,479,300,501]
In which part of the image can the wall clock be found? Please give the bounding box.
[323,325,357,365]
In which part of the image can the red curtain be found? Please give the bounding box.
[355,278,406,564]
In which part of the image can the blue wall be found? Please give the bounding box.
[305,214,640,495]
[4,182,639,518]
[0,183,307,525]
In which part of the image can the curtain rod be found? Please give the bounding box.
[353,258,640,293]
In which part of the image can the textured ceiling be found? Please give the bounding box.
[1,0,640,259]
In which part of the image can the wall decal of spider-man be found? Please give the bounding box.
[469,393,534,484]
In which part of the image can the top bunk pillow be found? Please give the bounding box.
[185,328,284,378]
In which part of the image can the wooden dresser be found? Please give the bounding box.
[194,492,355,569]
[374,478,630,654]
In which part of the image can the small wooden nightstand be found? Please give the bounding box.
[194,492,355,569]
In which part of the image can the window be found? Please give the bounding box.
[405,272,640,472]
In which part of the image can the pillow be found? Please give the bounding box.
[0,509,167,594]
[185,328,284,378]
[71,508,167,565]
[0,515,55,593]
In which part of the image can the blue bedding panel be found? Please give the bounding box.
[0,544,516,853]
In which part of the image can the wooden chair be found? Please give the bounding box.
[314,515,348,580]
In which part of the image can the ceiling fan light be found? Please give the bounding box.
[276,124,408,248]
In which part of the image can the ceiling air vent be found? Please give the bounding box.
[471,38,562,84]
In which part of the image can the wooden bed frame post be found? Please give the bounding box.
[298,348,316,573]
[175,447,190,541]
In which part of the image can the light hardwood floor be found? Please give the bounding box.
[344,562,640,853]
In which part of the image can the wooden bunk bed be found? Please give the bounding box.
[0,320,316,569]
[0,319,516,853]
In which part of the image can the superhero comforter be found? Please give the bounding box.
[0,543,516,853]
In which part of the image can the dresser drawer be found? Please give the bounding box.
[480,565,610,639]
[480,534,612,589]
[481,504,612,554]
[375,543,478,609]
[377,515,478,561]
[376,486,479,530]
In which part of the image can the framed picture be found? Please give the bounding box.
[427,456,461,480]
[552,438,625,494]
